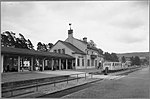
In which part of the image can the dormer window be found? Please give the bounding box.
[54,49,57,53]
[62,49,65,54]
[58,49,61,53]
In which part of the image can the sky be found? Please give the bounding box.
[1,1,149,53]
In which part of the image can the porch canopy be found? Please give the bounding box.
[1,46,75,59]
[1,47,75,72]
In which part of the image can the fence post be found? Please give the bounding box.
[67,76,68,84]
[36,80,38,91]
[11,90,13,97]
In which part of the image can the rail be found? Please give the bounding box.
[2,72,93,98]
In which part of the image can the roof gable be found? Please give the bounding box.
[59,40,86,55]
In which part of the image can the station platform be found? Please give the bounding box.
[1,68,102,83]
[1,68,102,98]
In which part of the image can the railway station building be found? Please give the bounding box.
[50,25,104,69]
[1,24,104,73]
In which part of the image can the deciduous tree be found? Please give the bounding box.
[111,53,119,62]
[37,42,43,51]
[1,31,16,47]
[104,52,119,62]
[121,56,126,63]
[47,43,53,50]
[134,56,141,65]
[1,31,34,50]
[98,48,103,55]
[27,39,34,49]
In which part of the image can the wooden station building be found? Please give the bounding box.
[1,46,75,73]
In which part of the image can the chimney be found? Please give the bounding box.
[83,37,87,42]
[68,23,73,38]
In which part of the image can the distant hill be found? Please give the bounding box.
[117,52,149,58]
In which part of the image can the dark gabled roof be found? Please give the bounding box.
[74,38,98,51]
[1,46,75,59]
[74,38,88,44]
[75,38,101,52]
[67,37,104,57]
[59,40,86,55]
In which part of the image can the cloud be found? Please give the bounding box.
[110,15,145,29]
[1,2,35,18]
[104,24,148,44]
[100,1,149,45]
[117,34,146,44]
[109,2,148,29]
[1,1,149,53]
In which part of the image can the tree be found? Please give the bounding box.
[1,31,34,50]
[19,33,27,42]
[121,56,126,63]
[141,59,148,65]
[27,39,34,49]
[47,43,53,50]
[37,42,43,51]
[43,43,48,51]
[130,56,140,66]
[18,33,28,49]
[88,40,96,47]
[15,38,22,48]
[111,53,119,62]
[1,33,9,47]
[98,48,103,55]
[130,56,134,66]
[104,52,112,61]
[1,31,16,47]
[134,56,141,65]
[103,52,119,62]
[37,42,53,52]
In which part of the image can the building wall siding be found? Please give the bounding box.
[50,42,73,56]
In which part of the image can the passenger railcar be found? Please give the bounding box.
[102,62,128,73]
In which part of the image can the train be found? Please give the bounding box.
[102,62,129,74]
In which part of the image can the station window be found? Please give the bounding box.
[91,59,94,66]
[82,59,84,66]
[77,58,80,66]
[87,59,90,66]
[95,60,97,66]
